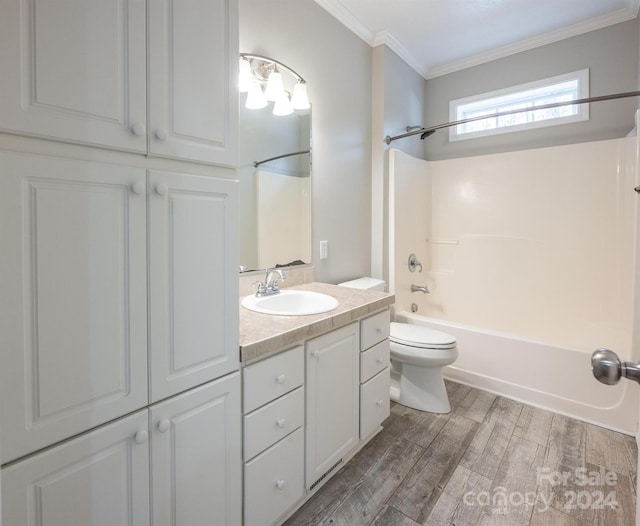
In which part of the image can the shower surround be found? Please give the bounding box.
[388,127,640,434]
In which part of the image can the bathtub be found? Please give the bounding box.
[394,310,638,435]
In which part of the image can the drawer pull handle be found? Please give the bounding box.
[376,357,384,364]
[134,430,148,444]
[276,418,286,428]
[157,419,171,433]
[376,327,383,334]
[275,479,285,490]
[276,374,286,384]
[376,400,383,407]
[155,184,168,196]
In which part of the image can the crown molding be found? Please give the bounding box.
[372,30,424,77]
[316,0,640,81]
[424,4,640,79]
[314,0,374,44]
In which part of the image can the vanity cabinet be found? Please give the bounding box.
[2,374,241,526]
[0,151,238,463]
[359,311,391,440]
[305,322,360,490]
[242,346,305,526]
[0,0,237,167]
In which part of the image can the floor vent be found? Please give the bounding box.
[309,458,343,491]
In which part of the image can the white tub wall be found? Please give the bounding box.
[389,137,639,434]
[425,138,636,354]
[388,149,431,298]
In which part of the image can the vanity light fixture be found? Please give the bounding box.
[239,53,310,115]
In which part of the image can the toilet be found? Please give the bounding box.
[338,277,458,414]
[389,322,458,413]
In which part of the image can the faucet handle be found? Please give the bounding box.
[252,280,267,296]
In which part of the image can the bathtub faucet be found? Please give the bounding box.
[411,284,430,294]
[591,348,640,385]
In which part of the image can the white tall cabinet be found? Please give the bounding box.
[0,0,237,166]
[0,0,240,524]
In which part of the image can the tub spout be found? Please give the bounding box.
[411,284,430,294]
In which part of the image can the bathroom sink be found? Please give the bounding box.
[241,290,339,316]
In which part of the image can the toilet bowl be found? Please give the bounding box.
[390,322,458,414]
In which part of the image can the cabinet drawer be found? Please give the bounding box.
[244,427,304,526]
[360,310,390,351]
[244,386,304,460]
[243,346,304,413]
[360,340,390,383]
[360,368,390,440]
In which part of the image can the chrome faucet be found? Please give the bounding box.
[254,268,286,297]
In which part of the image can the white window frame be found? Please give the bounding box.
[448,69,589,142]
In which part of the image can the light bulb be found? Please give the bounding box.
[245,80,267,109]
[238,58,253,93]
[291,81,310,110]
[264,70,284,102]
[273,91,293,116]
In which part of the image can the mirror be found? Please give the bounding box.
[238,54,312,273]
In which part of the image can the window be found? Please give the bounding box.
[449,69,589,141]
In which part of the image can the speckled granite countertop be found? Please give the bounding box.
[239,282,395,364]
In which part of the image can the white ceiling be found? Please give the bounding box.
[315,0,640,79]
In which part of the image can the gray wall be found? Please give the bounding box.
[383,47,426,160]
[370,46,425,284]
[240,0,372,284]
[424,19,640,160]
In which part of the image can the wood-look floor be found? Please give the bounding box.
[284,381,637,526]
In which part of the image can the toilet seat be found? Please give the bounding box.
[390,322,456,350]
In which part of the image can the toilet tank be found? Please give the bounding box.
[338,277,386,291]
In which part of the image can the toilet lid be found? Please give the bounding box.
[390,322,456,349]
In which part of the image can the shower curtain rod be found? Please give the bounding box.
[254,149,311,168]
[384,90,640,145]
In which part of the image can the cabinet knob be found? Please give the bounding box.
[134,430,148,444]
[311,351,319,359]
[376,400,383,407]
[157,419,171,433]
[131,182,145,195]
[376,327,383,334]
[155,184,168,196]
[275,374,286,384]
[155,129,167,141]
[130,122,145,136]
[276,418,286,428]
[275,479,285,490]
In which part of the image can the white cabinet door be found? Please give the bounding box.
[1,410,150,526]
[148,0,238,166]
[305,322,360,490]
[0,152,148,464]
[148,170,238,402]
[150,373,241,526]
[0,0,146,152]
